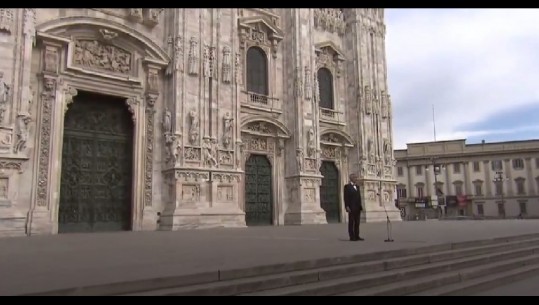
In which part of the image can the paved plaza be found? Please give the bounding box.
[1,220,539,296]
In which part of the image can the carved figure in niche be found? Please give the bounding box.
[164,133,175,163]
[188,110,199,144]
[296,148,304,172]
[163,107,171,133]
[14,114,31,153]
[188,37,198,75]
[222,112,233,148]
[203,138,218,168]
[0,72,10,123]
[381,90,388,119]
[174,140,182,164]
[367,139,374,163]
[307,128,315,157]
[383,139,391,164]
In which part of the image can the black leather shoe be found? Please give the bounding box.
[357,237,365,241]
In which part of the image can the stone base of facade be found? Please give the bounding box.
[159,208,246,230]
[284,210,328,225]
[141,207,159,231]
[0,211,27,237]
[27,209,55,236]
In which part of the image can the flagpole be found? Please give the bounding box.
[432,104,437,142]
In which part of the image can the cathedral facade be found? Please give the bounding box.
[0,8,400,237]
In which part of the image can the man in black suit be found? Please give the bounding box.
[344,173,364,241]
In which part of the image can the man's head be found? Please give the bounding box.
[349,173,358,184]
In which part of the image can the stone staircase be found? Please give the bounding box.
[28,233,539,296]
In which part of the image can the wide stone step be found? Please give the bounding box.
[410,263,539,296]
[338,254,539,296]
[236,245,539,296]
[28,233,539,296]
[121,241,539,296]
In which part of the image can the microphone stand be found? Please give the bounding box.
[382,199,394,242]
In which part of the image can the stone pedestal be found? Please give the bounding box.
[159,169,246,230]
[284,175,327,225]
[361,179,402,223]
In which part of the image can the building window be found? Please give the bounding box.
[473,161,480,172]
[453,163,461,173]
[416,165,422,175]
[455,184,463,196]
[317,68,334,109]
[512,158,524,170]
[416,185,424,198]
[246,47,268,95]
[474,184,483,196]
[495,181,503,196]
[491,160,503,171]
[397,185,407,198]
[515,178,526,195]
[519,201,527,215]
[536,158,539,169]
[498,203,505,217]
[397,166,403,177]
[477,204,484,216]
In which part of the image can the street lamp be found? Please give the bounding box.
[426,158,444,218]
[493,171,508,218]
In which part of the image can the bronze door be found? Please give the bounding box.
[244,155,273,226]
[58,92,133,233]
[320,161,341,223]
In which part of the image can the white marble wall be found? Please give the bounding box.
[0,8,399,237]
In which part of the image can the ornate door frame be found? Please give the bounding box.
[240,117,290,225]
[27,19,169,235]
[319,128,354,223]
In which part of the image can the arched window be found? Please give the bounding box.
[246,47,268,95]
[317,68,334,109]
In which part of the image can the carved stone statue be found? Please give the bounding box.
[163,107,171,134]
[188,37,198,75]
[381,90,388,119]
[188,110,199,145]
[203,138,218,168]
[383,138,391,164]
[14,114,31,153]
[307,128,315,158]
[367,139,374,163]
[296,148,304,172]
[0,72,9,123]
[222,112,233,149]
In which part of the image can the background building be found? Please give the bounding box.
[0,8,400,237]
[394,139,539,220]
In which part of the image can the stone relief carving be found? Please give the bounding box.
[321,145,340,160]
[222,46,232,83]
[187,37,199,75]
[164,133,176,164]
[0,72,10,124]
[173,136,182,165]
[184,147,201,161]
[99,29,118,41]
[304,66,312,100]
[234,53,242,85]
[182,184,200,202]
[63,86,78,115]
[203,138,218,168]
[296,148,304,172]
[218,150,233,166]
[304,188,315,202]
[307,128,315,158]
[128,8,143,22]
[176,171,209,182]
[238,20,283,58]
[36,77,57,206]
[321,133,339,143]
[313,9,346,36]
[146,69,159,92]
[222,112,233,149]
[125,97,138,122]
[44,46,59,74]
[245,136,273,152]
[304,158,317,171]
[166,35,184,75]
[217,186,234,201]
[162,107,172,134]
[0,9,14,34]
[213,173,241,183]
[144,94,157,207]
[146,8,164,26]
[246,122,272,135]
[203,45,210,78]
[188,110,199,145]
[73,40,131,75]
[208,46,216,79]
[0,159,23,173]
[294,66,303,98]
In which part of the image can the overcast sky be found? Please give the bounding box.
[385,9,539,149]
